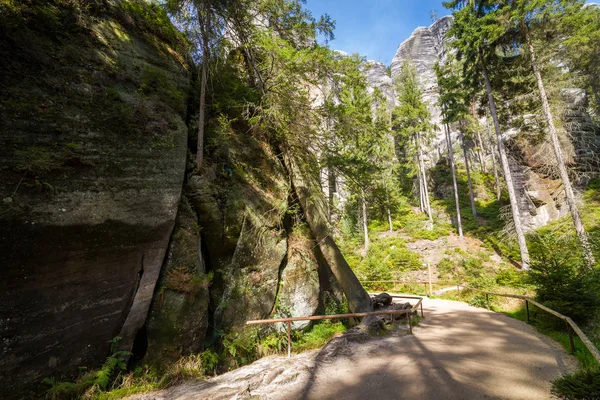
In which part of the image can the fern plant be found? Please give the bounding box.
[43,337,131,399]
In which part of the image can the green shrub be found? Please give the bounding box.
[495,267,527,287]
[437,257,456,279]
[293,320,346,352]
[528,235,600,324]
[44,337,131,399]
[468,293,489,309]
[200,349,219,375]
[551,368,600,400]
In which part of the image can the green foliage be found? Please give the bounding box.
[200,349,219,375]
[495,267,526,287]
[392,61,436,198]
[293,320,346,352]
[44,337,132,399]
[528,234,600,324]
[552,368,600,400]
[436,248,498,288]
[393,61,435,140]
[139,65,185,114]
[468,293,490,308]
[340,233,422,282]
[324,56,395,222]
[119,0,187,50]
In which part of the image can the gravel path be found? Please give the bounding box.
[130,297,577,400]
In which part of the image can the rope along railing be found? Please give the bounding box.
[246,296,424,358]
[457,284,600,365]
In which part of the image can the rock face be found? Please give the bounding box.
[390,16,453,142]
[0,3,189,394]
[144,196,210,363]
[184,130,291,334]
[0,4,349,391]
[506,88,600,231]
[364,61,396,109]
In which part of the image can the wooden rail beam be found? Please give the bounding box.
[247,296,424,358]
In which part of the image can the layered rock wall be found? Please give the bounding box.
[0,2,189,394]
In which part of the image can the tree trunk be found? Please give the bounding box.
[416,132,433,227]
[462,133,478,220]
[386,191,393,232]
[482,62,530,269]
[196,6,210,170]
[445,124,463,238]
[327,165,336,222]
[524,24,595,267]
[283,151,372,312]
[470,102,486,172]
[486,116,502,201]
[361,188,369,253]
[476,129,487,173]
[416,155,425,213]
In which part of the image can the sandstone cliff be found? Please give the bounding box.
[0,1,189,394]
[0,4,343,393]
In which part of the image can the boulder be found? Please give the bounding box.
[276,228,321,330]
[372,293,393,309]
[214,213,287,329]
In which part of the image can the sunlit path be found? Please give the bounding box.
[131,298,576,400]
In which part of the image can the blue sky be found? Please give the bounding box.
[304,0,598,66]
[305,0,451,65]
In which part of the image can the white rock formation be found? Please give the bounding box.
[390,15,453,143]
[364,61,396,109]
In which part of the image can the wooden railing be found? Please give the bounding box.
[457,284,600,364]
[246,296,424,358]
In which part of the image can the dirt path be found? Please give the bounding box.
[130,298,576,400]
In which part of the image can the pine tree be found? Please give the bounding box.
[561,1,600,111]
[507,0,596,266]
[328,58,391,252]
[445,0,531,269]
[435,57,478,223]
[435,60,464,237]
[485,114,503,201]
[393,61,435,228]
[165,0,223,170]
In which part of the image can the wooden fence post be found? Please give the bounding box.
[566,320,575,355]
[287,321,291,358]
[427,263,433,297]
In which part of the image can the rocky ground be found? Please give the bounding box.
[377,229,509,283]
[129,297,576,400]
